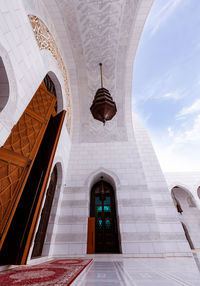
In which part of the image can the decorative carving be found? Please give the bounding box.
[0,161,23,229]
[75,0,121,140]
[3,114,42,158]
[0,81,56,248]
[56,0,131,142]
[28,85,53,118]
[28,15,71,133]
[3,84,56,158]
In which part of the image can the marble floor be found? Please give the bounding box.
[72,255,200,286]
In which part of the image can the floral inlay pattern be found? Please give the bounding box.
[28,15,71,133]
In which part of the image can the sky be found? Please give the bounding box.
[132,0,200,172]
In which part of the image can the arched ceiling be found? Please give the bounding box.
[26,0,153,142]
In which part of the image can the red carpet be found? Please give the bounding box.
[0,258,92,285]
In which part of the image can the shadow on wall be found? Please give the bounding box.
[197,187,200,200]
[45,72,64,113]
[181,222,194,249]
[0,56,9,111]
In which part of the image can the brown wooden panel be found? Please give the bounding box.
[0,80,56,250]
[27,82,55,119]
[0,148,29,167]
[0,162,28,239]
[87,217,95,254]
[0,161,24,228]
[3,113,43,158]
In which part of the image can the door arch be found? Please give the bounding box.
[90,178,120,253]
[31,164,58,258]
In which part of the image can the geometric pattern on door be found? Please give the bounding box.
[0,161,23,228]
[0,81,56,249]
[3,113,42,158]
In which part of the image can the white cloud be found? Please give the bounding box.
[134,72,176,105]
[176,99,200,118]
[161,91,182,100]
[153,114,200,171]
[168,115,200,147]
[146,0,182,36]
[135,87,183,107]
[167,127,174,137]
[182,114,200,142]
[155,147,200,172]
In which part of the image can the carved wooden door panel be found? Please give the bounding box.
[0,81,56,249]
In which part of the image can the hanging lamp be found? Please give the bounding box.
[90,63,117,124]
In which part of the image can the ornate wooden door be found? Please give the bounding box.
[0,110,66,265]
[0,81,56,250]
[90,180,119,253]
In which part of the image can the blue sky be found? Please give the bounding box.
[133,0,200,172]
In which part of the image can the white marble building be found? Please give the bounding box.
[0,0,198,267]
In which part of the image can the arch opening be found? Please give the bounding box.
[31,164,58,258]
[86,168,120,190]
[171,186,200,250]
[89,178,120,253]
[0,56,9,111]
[44,72,64,113]
[171,186,197,213]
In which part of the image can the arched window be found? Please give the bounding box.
[0,56,9,111]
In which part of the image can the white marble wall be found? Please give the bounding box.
[0,0,72,262]
[132,114,191,255]
[0,0,193,261]
[51,114,191,257]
